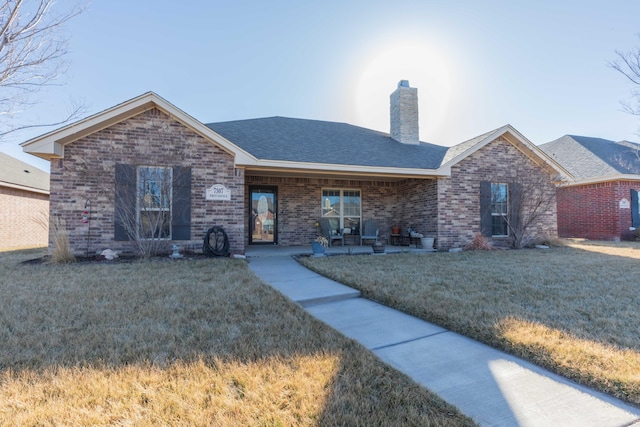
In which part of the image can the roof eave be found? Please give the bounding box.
[241,159,445,179]
[0,180,49,195]
[558,173,640,187]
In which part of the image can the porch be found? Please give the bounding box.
[244,244,436,257]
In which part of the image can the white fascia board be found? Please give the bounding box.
[0,180,49,195]
[558,174,640,187]
[242,158,444,178]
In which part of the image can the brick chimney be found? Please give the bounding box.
[390,80,419,144]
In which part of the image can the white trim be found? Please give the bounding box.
[0,180,49,195]
[245,160,443,178]
[557,174,640,187]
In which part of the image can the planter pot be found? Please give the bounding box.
[391,227,400,235]
[420,237,434,249]
[372,244,385,254]
[311,242,326,255]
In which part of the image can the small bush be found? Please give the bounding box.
[49,217,75,263]
[463,232,495,251]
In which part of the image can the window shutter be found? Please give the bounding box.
[631,189,640,228]
[509,182,521,233]
[480,181,492,237]
[114,164,136,241]
[172,166,191,240]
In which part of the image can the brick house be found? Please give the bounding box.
[22,81,566,256]
[541,135,640,241]
[0,152,49,251]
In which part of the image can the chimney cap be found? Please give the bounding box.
[398,80,410,88]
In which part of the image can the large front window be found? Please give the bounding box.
[322,189,361,232]
[138,166,171,239]
[491,183,508,237]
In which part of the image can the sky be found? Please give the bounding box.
[3,0,640,172]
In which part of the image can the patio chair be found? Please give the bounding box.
[360,219,379,245]
[320,218,344,247]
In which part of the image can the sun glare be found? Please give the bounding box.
[354,43,453,142]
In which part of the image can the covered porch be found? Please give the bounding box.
[244,172,439,249]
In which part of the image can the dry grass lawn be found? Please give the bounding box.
[0,249,474,426]
[300,240,640,406]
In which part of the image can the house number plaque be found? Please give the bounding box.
[620,198,630,209]
[206,184,231,201]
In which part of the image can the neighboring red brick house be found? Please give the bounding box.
[541,135,640,241]
[0,152,49,251]
[22,82,566,255]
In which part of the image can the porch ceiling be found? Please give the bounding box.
[244,166,439,182]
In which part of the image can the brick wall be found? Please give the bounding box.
[397,178,438,237]
[436,137,558,249]
[49,108,244,256]
[557,180,640,241]
[0,186,49,251]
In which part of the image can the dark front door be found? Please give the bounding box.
[249,186,277,244]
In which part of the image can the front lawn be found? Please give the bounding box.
[0,249,474,426]
[299,240,640,406]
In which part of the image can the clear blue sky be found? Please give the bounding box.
[3,0,640,171]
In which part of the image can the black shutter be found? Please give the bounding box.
[172,166,191,240]
[509,182,522,234]
[480,181,492,237]
[114,164,136,241]
[632,189,640,228]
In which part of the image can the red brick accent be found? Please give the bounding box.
[49,108,244,256]
[556,180,640,241]
[0,186,49,251]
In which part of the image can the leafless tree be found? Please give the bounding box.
[114,165,175,258]
[0,0,85,139]
[484,164,558,249]
[611,36,640,119]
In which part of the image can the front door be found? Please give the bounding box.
[249,186,277,244]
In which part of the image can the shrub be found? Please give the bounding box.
[49,217,75,263]
[464,232,495,251]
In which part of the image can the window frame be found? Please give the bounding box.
[137,166,172,240]
[490,182,509,237]
[321,188,361,232]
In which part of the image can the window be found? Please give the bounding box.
[114,164,191,242]
[491,183,508,237]
[322,189,361,232]
[138,166,172,239]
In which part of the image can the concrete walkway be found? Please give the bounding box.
[248,254,640,427]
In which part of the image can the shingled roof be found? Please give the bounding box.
[0,152,49,193]
[206,116,448,170]
[540,135,640,181]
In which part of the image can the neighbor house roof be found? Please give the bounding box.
[0,152,49,194]
[540,135,640,184]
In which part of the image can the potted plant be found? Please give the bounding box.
[312,236,328,256]
[371,241,385,254]
[420,237,434,249]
